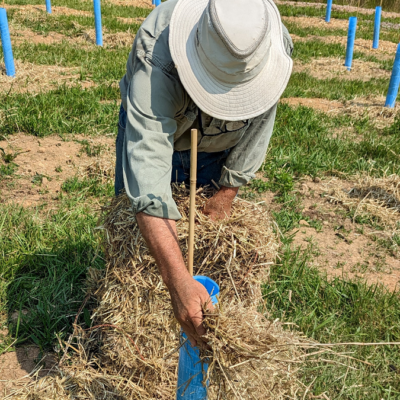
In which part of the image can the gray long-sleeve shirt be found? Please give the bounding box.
[119,0,293,220]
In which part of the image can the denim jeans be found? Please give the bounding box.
[115,104,230,196]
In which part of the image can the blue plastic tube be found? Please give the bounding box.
[325,0,333,23]
[372,6,381,49]
[0,8,15,77]
[385,43,400,108]
[344,17,357,71]
[154,0,161,5]
[93,0,103,46]
[176,276,219,400]
[45,0,52,14]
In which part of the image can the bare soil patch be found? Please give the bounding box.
[0,345,56,396]
[283,15,349,30]
[276,177,400,291]
[294,57,391,81]
[0,133,115,208]
[275,0,400,19]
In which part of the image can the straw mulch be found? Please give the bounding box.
[10,185,307,399]
[327,174,400,236]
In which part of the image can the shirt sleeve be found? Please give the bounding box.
[122,51,184,220]
[219,103,278,188]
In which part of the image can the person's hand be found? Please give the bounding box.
[168,274,214,347]
[203,186,239,221]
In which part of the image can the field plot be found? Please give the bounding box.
[0,0,400,398]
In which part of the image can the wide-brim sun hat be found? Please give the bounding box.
[169,0,293,121]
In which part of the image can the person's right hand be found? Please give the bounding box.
[167,274,214,347]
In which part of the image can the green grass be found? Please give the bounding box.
[61,176,114,198]
[264,240,400,399]
[266,104,400,178]
[2,41,130,82]
[0,85,119,137]
[6,0,151,20]
[9,11,144,36]
[0,202,105,349]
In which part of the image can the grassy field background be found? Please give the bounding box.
[1,0,400,398]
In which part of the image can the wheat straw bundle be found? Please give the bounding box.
[10,185,305,399]
[102,184,279,306]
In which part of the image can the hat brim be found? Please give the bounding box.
[169,0,292,121]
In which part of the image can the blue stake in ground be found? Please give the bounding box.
[385,43,400,108]
[372,6,381,49]
[325,0,333,23]
[93,0,103,46]
[155,0,161,6]
[176,276,219,400]
[0,8,15,77]
[45,0,52,14]
[344,17,357,71]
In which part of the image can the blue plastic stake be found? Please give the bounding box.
[385,44,400,108]
[176,276,219,400]
[325,0,333,23]
[372,6,381,49]
[344,17,357,71]
[0,8,15,77]
[93,0,103,46]
[154,0,161,5]
[152,0,155,4]
[45,0,52,14]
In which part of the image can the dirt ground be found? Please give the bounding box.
[0,133,115,208]
[0,345,56,397]
[271,177,400,291]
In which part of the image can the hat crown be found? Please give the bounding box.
[210,0,268,58]
[196,0,271,84]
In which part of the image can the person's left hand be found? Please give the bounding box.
[203,186,239,221]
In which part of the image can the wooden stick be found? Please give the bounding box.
[188,129,198,276]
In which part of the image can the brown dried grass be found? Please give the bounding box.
[0,60,85,94]
[327,174,400,236]
[293,57,391,81]
[8,185,307,399]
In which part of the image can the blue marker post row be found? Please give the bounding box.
[385,43,400,108]
[325,0,333,23]
[372,6,381,49]
[93,0,103,46]
[0,8,15,77]
[45,0,52,14]
[344,17,357,71]
[176,276,219,400]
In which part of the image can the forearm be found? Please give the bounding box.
[136,212,190,289]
